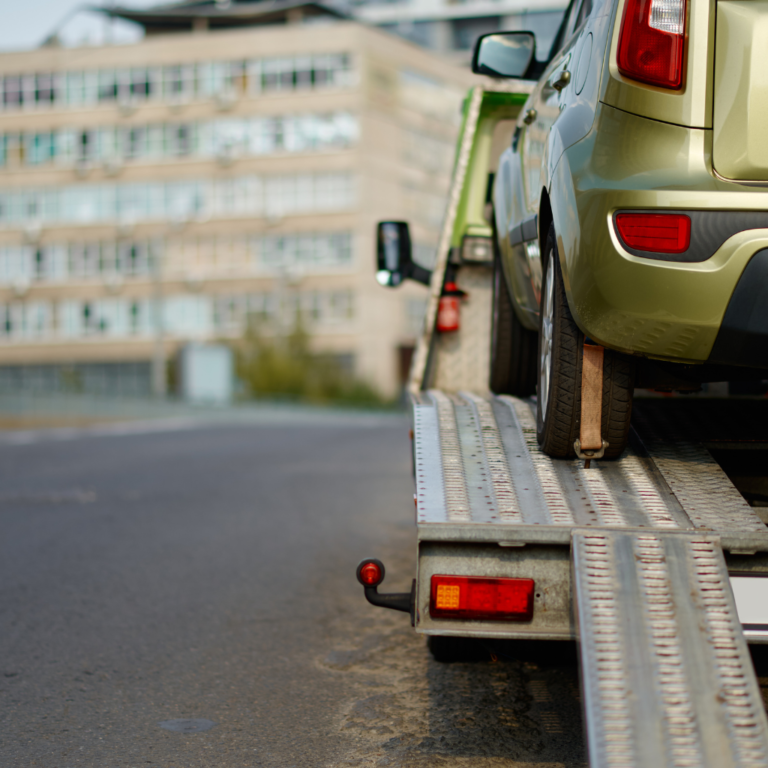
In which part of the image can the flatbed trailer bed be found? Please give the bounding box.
[413,391,768,634]
[409,391,768,766]
[361,83,768,767]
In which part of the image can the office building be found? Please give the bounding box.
[353,0,567,62]
[0,12,475,397]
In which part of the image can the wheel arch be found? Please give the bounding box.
[538,189,553,274]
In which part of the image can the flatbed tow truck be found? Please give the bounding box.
[357,84,768,768]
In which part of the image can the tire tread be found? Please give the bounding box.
[537,224,634,459]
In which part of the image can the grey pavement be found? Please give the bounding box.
[0,412,588,767]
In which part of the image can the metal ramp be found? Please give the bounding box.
[574,530,768,768]
[413,390,768,551]
[412,390,768,767]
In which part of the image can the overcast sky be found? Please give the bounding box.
[1,0,155,52]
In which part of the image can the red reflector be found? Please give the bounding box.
[430,575,534,621]
[617,0,687,90]
[615,213,691,253]
[359,561,383,586]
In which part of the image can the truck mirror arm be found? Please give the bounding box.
[407,263,432,287]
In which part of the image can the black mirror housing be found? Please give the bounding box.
[377,221,412,287]
[472,32,536,79]
[376,221,431,288]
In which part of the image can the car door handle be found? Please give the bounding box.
[523,108,537,125]
[551,70,571,91]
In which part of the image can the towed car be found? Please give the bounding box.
[478,0,768,458]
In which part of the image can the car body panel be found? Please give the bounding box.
[490,0,768,370]
[494,0,768,365]
[551,102,768,363]
[494,149,540,328]
[712,1,768,181]
[497,0,612,330]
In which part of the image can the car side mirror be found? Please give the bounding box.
[472,32,536,79]
[376,221,431,287]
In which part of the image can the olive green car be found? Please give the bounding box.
[476,0,768,458]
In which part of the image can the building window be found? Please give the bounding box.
[328,290,354,321]
[169,124,193,156]
[0,173,356,226]
[34,74,56,105]
[0,52,354,113]
[98,70,119,103]
[0,112,358,169]
[33,249,45,281]
[77,130,93,162]
[2,76,23,109]
[130,68,151,97]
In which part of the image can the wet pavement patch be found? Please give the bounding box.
[158,719,216,733]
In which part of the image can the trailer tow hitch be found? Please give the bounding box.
[356,558,416,625]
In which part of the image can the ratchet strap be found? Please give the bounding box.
[575,343,607,465]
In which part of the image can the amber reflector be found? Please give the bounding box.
[430,575,534,621]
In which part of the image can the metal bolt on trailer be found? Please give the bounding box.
[360,85,768,767]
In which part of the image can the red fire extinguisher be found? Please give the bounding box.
[437,281,466,332]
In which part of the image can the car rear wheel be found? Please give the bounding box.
[489,248,537,396]
[536,223,635,459]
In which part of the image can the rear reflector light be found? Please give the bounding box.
[617,0,687,89]
[430,575,534,621]
[615,212,691,253]
[356,558,385,587]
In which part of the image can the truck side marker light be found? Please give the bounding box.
[617,0,687,90]
[430,575,535,621]
[437,282,467,333]
[357,559,384,587]
[615,212,691,253]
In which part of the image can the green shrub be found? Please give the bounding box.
[234,318,389,407]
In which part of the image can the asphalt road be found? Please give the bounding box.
[0,411,588,768]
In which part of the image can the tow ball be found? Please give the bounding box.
[356,558,416,625]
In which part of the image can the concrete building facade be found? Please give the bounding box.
[0,20,475,398]
[353,0,568,63]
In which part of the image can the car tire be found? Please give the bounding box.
[536,223,634,459]
[489,248,537,396]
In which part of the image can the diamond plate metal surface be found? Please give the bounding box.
[463,392,521,522]
[501,397,576,525]
[430,390,471,522]
[637,434,765,536]
[413,402,446,524]
[573,530,768,768]
[430,265,494,393]
[414,392,768,547]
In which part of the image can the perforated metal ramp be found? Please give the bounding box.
[412,391,768,552]
[573,530,768,768]
[413,391,768,767]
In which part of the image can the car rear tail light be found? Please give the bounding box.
[430,575,535,621]
[617,0,687,89]
[615,212,691,253]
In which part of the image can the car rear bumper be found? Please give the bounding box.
[552,105,768,365]
[708,249,768,368]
